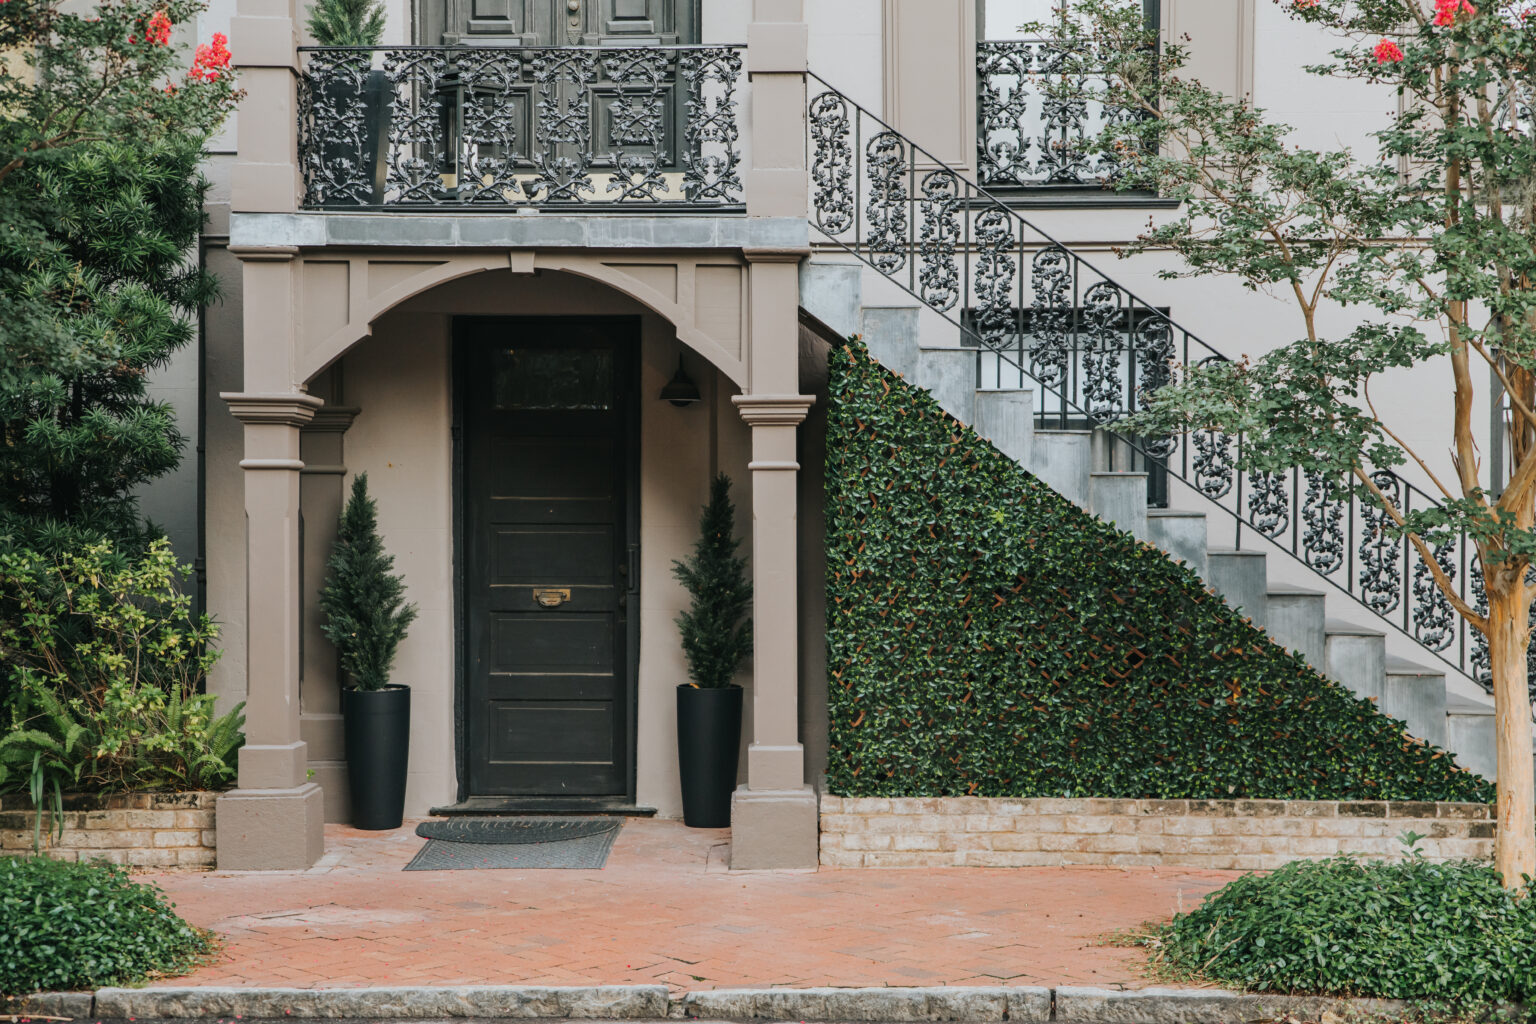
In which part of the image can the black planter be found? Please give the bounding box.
[341,684,410,830]
[676,684,743,828]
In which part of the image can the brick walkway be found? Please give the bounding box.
[144,819,1239,991]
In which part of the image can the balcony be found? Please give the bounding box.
[297,45,744,211]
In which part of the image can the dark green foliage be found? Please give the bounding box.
[672,474,752,689]
[0,856,214,995]
[319,474,418,691]
[825,337,1491,802]
[306,0,386,46]
[1156,849,1536,1001]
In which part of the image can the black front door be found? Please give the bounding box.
[461,318,637,797]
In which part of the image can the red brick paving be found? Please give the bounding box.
[143,819,1239,991]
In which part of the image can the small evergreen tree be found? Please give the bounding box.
[319,474,417,691]
[306,0,386,46]
[672,474,752,689]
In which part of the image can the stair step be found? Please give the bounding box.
[1090,430,1142,474]
[1324,619,1386,703]
[1030,429,1093,508]
[799,262,862,338]
[1383,656,1447,749]
[1445,695,1497,779]
[915,347,975,424]
[974,388,1033,464]
[1265,586,1326,671]
[1146,510,1208,579]
[1206,549,1268,629]
[861,306,919,380]
[1089,472,1148,541]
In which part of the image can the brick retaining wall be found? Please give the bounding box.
[0,792,217,869]
[819,796,1494,869]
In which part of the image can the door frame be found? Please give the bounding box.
[451,315,643,806]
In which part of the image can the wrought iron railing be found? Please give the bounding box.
[806,72,1502,689]
[977,38,1137,189]
[297,45,744,209]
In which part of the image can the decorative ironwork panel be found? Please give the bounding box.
[1246,471,1290,541]
[976,41,1035,186]
[917,171,961,312]
[1027,247,1073,389]
[1192,432,1234,500]
[1411,542,1457,652]
[1358,471,1403,615]
[298,45,743,208]
[809,91,855,236]
[1300,471,1344,576]
[1080,282,1125,415]
[864,132,909,276]
[971,210,1019,349]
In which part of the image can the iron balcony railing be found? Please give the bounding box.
[806,71,1506,691]
[297,45,744,210]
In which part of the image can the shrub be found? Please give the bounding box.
[672,474,752,689]
[0,540,242,799]
[319,473,417,691]
[1154,848,1536,1002]
[0,856,215,995]
[825,337,1491,802]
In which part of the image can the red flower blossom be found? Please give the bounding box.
[145,10,172,45]
[1434,0,1477,25]
[1374,38,1405,62]
[1294,0,1320,7]
[189,32,232,81]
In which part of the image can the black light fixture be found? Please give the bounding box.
[659,356,701,407]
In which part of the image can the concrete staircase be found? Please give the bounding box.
[805,266,1506,782]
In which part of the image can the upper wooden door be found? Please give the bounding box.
[424,0,699,47]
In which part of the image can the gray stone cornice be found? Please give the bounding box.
[732,393,816,426]
[229,212,809,251]
[222,392,326,427]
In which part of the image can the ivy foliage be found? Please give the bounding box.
[824,337,1491,803]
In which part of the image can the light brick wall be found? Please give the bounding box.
[819,796,1494,869]
[0,792,218,870]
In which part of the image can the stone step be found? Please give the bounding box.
[1206,549,1269,629]
[1029,429,1094,508]
[1089,472,1148,541]
[915,347,975,425]
[974,387,1034,464]
[1146,510,1208,579]
[1445,695,1497,779]
[1265,586,1327,671]
[1383,656,1447,749]
[1090,430,1142,475]
[861,306,919,380]
[799,262,862,339]
[1324,619,1386,704]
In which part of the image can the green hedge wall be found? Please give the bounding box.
[824,338,1492,803]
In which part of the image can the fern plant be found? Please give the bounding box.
[319,473,417,691]
[671,474,752,689]
[306,0,385,46]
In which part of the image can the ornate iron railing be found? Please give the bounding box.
[976,38,1137,189]
[806,72,1504,689]
[297,45,744,209]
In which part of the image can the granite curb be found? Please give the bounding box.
[1,985,1517,1022]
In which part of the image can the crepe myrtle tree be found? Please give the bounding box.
[1044,0,1536,884]
[0,0,237,550]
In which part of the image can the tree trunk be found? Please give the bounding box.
[1486,585,1536,888]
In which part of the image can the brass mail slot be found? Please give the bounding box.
[533,587,571,608]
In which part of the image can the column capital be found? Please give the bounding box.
[743,246,810,264]
[222,391,325,427]
[304,405,361,434]
[733,393,815,426]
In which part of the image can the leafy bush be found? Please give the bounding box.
[826,337,1491,802]
[319,473,417,691]
[0,540,243,798]
[0,856,215,995]
[1154,848,1536,1002]
[672,474,752,689]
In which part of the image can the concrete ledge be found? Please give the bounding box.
[40,985,1511,1022]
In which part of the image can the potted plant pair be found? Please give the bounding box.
[320,474,418,830]
[672,475,752,828]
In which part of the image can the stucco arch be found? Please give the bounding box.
[295,251,750,388]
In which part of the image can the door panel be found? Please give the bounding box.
[427,0,698,46]
[463,318,637,797]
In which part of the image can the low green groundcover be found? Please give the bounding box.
[0,856,214,995]
[826,336,1491,802]
[1153,853,1536,1002]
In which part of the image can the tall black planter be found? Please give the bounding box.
[342,684,410,830]
[676,684,742,828]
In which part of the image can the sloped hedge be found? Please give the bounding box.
[824,337,1492,802]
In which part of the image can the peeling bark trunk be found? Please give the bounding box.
[1486,585,1536,887]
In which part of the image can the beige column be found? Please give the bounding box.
[230,0,302,211]
[728,0,818,870]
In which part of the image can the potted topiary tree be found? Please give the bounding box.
[320,473,418,830]
[305,0,391,205]
[671,474,752,828]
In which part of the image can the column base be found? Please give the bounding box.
[729,785,819,870]
[216,783,325,870]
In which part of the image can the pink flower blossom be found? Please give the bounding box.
[189,32,232,81]
[1434,0,1477,25]
[1374,38,1405,62]
[145,10,172,45]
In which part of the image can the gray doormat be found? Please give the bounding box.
[404,817,622,871]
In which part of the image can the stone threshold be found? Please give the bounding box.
[5,985,1497,1022]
